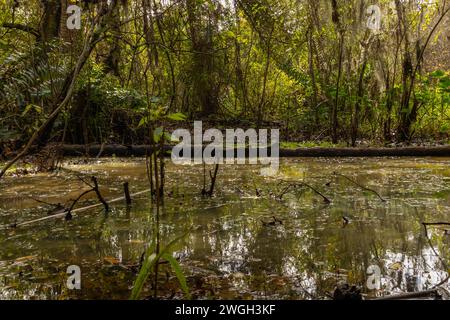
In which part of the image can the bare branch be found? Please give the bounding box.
[1,23,40,38]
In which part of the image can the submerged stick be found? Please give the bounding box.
[91,176,109,211]
[333,172,386,202]
[300,182,331,204]
[64,176,109,220]
[422,222,450,238]
[421,222,450,288]
[202,163,219,197]
[422,222,450,227]
[374,289,440,300]
[123,182,132,205]
[208,163,220,196]
[66,189,95,220]
[277,180,331,204]
[0,189,151,230]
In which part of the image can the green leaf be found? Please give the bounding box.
[224,30,236,39]
[21,104,42,116]
[153,126,164,143]
[130,253,158,300]
[439,77,450,91]
[164,132,172,142]
[138,116,148,128]
[166,112,187,121]
[430,70,445,78]
[162,253,191,299]
[129,230,191,300]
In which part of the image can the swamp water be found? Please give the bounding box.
[0,157,449,299]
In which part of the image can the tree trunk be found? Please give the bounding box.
[331,0,343,144]
[307,26,319,129]
[186,0,219,116]
[351,42,369,147]
[40,0,62,43]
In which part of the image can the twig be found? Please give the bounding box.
[422,222,450,227]
[277,180,331,203]
[201,162,207,195]
[30,197,59,207]
[202,163,219,197]
[75,174,94,188]
[66,189,94,220]
[123,182,132,205]
[1,23,40,37]
[333,172,386,202]
[91,176,109,211]
[373,289,440,300]
[208,163,220,196]
[277,184,293,200]
[300,182,331,204]
[68,190,93,212]
[0,189,151,229]
[66,176,109,219]
[421,222,450,289]
[422,222,450,238]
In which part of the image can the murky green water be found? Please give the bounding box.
[0,157,450,300]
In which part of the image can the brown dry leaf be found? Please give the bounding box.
[232,272,245,279]
[104,256,121,265]
[14,255,37,263]
[271,277,286,286]
[128,240,144,244]
[389,262,403,271]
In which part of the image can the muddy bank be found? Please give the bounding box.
[61,144,450,157]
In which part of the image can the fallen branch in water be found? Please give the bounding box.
[301,182,331,204]
[30,198,67,215]
[373,289,441,300]
[30,197,58,206]
[123,182,132,205]
[422,222,450,227]
[277,180,331,203]
[208,163,220,196]
[421,222,450,289]
[342,216,349,227]
[333,172,386,202]
[0,188,150,230]
[91,177,109,211]
[276,183,293,200]
[202,163,220,197]
[65,176,109,220]
[422,222,450,238]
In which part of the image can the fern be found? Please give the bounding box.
[0,41,70,142]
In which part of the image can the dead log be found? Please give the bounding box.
[60,144,450,158]
[279,145,450,157]
[374,289,441,300]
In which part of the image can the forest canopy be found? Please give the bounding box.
[0,0,449,155]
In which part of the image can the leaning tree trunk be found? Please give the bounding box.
[0,1,119,179]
